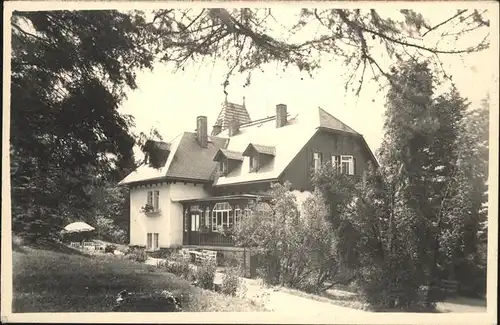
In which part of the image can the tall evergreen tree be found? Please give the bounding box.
[379,59,487,297]
[10,11,154,241]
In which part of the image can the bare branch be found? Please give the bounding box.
[422,9,468,37]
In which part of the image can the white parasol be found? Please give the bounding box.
[62,221,95,233]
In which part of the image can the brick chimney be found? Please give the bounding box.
[211,124,222,136]
[276,104,287,128]
[196,116,208,148]
[228,119,240,137]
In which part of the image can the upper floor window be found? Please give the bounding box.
[219,160,228,175]
[332,155,341,173]
[146,189,160,211]
[249,155,260,172]
[341,155,355,175]
[313,152,323,172]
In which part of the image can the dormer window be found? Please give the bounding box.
[213,149,244,176]
[142,140,171,169]
[249,155,260,172]
[242,143,275,174]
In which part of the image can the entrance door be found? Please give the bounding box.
[189,212,200,245]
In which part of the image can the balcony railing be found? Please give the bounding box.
[183,231,235,246]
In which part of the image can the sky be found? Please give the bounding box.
[118,7,496,159]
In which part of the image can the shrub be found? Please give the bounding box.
[158,255,192,281]
[195,259,217,290]
[221,266,242,296]
[126,247,147,263]
[149,247,181,259]
[105,244,117,253]
[94,215,127,244]
[234,182,339,293]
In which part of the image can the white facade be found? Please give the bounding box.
[129,182,210,249]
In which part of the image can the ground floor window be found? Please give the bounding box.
[147,232,159,250]
[234,205,242,225]
[190,205,201,231]
[204,207,210,227]
[212,202,233,231]
[184,209,188,232]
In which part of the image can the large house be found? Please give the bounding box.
[118,100,377,255]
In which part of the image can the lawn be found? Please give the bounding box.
[12,244,265,313]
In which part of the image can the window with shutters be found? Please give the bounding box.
[313,152,323,172]
[340,155,355,175]
[332,155,341,173]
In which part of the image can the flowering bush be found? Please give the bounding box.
[195,259,217,290]
[140,204,155,213]
[221,265,242,296]
[158,255,192,281]
[233,182,339,293]
[126,247,148,263]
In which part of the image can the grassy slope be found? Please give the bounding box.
[12,245,264,312]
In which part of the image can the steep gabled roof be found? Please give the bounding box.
[118,132,227,185]
[213,149,244,162]
[166,132,227,180]
[118,106,377,187]
[213,107,374,186]
[318,108,359,134]
[243,144,276,156]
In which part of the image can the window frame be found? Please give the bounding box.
[146,189,160,212]
[220,159,228,174]
[332,155,341,172]
[313,152,323,172]
[234,205,241,226]
[249,155,260,172]
[340,155,355,175]
[147,232,159,250]
[212,202,233,231]
[147,233,152,250]
[153,233,159,250]
[204,207,211,227]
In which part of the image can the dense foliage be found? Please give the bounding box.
[10,8,490,245]
[234,182,340,293]
[10,10,155,241]
[311,59,489,308]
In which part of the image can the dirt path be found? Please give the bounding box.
[234,276,366,314]
[147,257,366,314]
[146,257,487,314]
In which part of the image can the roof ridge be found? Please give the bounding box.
[318,107,359,134]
